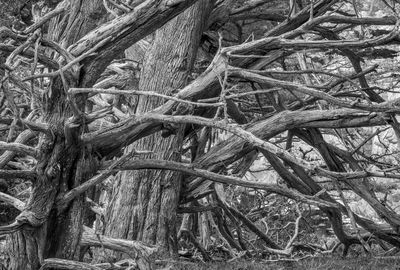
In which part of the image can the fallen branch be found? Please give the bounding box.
[39,258,102,270]
[81,226,157,270]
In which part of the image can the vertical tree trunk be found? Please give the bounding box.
[6,1,105,269]
[103,0,213,258]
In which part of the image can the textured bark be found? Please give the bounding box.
[6,1,106,269]
[81,227,157,270]
[103,0,213,258]
[4,1,208,268]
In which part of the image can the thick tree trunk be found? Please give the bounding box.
[6,1,106,269]
[103,0,213,259]
[4,1,205,268]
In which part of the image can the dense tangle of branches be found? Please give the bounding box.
[2,0,400,269]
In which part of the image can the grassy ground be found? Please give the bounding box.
[159,256,400,270]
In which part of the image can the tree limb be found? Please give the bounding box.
[69,87,223,107]
[230,67,400,113]
[68,0,202,87]
[107,159,338,208]
[81,226,157,270]
[0,141,39,158]
[39,259,102,270]
[0,130,36,168]
[0,191,25,211]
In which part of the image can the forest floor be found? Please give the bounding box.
[158,256,400,270]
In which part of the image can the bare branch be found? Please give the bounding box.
[58,150,141,208]
[285,204,302,250]
[0,129,36,168]
[106,159,339,208]
[68,0,202,87]
[0,191,25,211]
[230,0,268,15]
[0,44,59,70]
[23,1,70,34]
[0,141,39,158]
[227,205,282,250]
[83,94,386,156]
[230,67,400,113]
[81,55,228,153]
[224,15,399,56]
[103,113,382,176]
[69,87,224,107]
[39,259,102,270]
[81,226,157,270]
[23,37,112,81]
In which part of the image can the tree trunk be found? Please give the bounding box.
[6,1,106,269]
[102,0,213,259]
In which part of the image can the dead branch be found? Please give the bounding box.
[0,130,36,168]
[0,141,39,158]
[39,258,102,270]
[23,1,70,34]
[24,36,112,81]
[68,0,202,87]
[285,204,302,250]
[96,112,388,181]
[82,94,385,156]
[104,158,339,208]
[227,205,282,250]
[81,226,157,270]
[69,87,224,107]
[0,191,25,211]
[230,67,400,113]
[57,149,139,208]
